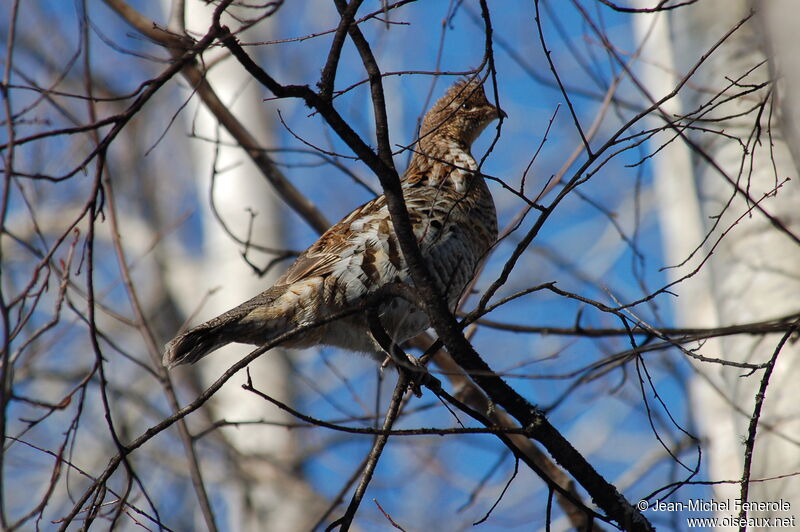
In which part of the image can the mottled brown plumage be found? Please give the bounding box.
[163,77,503,368]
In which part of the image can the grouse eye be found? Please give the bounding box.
[462,102,476,111]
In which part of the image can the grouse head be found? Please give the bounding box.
[418,77,506,149]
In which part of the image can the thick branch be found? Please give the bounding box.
[216,18,653,532]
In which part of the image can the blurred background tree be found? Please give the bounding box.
[2,1,798,531]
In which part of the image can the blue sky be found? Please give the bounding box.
[1,1,717,530]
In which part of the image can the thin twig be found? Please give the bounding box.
[327,371,408,531]
[737,321,800,530]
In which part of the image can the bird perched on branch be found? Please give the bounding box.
[163,77,504,369]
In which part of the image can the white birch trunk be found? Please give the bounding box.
[631,3,737,514]
[166,2,321,529]
[636,0,800,526]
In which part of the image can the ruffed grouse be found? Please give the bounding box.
[163,77,503,368]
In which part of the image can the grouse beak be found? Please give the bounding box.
[496,106,508,120]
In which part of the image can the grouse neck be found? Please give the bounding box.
[411,136,472,170]
[405,136,479,193]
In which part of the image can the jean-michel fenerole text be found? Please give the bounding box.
[652,498,791,513]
